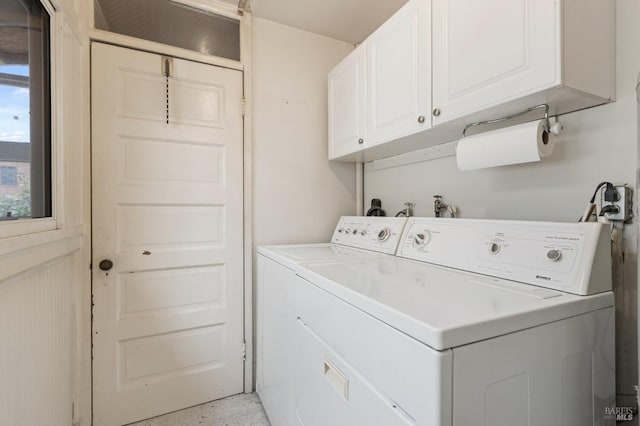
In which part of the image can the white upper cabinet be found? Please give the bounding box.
[431,0,615,125]
[328,0,614,161]
[328,44,367,160]
[366,0,430,146]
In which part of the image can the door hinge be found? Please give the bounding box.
[242,339,247,361]
[241,96,246,118]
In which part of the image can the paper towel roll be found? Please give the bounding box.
[456,120,555,171]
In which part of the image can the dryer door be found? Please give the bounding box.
[294,319,414,426]
[294,276,452,426]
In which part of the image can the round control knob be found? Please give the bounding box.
[352,229,358,235]
[359,230,367,236]
[489,242,501,254]
[377,228,390,242]
[546,249,562,262]
[338,228,344,234]
[99,259,113,271]
[414,233,426,247]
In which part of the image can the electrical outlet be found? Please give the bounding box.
[600,184,633,221]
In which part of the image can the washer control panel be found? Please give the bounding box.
[398,217,611,295]
[331,216,408,254]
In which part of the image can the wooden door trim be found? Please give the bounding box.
[239,11,254,394]
[89,29,243,72]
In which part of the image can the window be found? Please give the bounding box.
[1,167,17,186]
[0,0,51,220]
[95,0,240,61]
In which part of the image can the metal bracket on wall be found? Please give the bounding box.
[161,56,173,124]
[237,0,249,15]
[462,103,552,137]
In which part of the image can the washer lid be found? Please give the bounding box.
[257,243,382,270]
[296,256,613,350]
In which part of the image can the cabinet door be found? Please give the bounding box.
[328,45,366,160]
[366,0,430,147]
[432,0,560,125]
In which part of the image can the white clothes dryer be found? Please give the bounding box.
[256,216,408,426]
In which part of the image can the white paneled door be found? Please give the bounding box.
[91,43,244,426]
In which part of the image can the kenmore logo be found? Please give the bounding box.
[536,275,551,281]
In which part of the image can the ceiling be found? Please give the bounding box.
[221,0,408,44]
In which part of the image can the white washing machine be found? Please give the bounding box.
[293,217,616,426]
[256,216,408,426]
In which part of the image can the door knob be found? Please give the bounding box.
[432,108,441,117]
[358,138,364,144]
[418,115,425,123]
[99,259,113,271]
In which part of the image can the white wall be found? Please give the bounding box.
[251,19,356,386]
[0,1,92,425]
[364,1,639,406]
[252,18,356,248]
[1,255,76,426]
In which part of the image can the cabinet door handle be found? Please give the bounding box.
[432,108,441,117]
[418,115,426,123]
[358,138,364,144]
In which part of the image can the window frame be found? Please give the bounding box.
[89,1,243,73]
[0,0,59,239]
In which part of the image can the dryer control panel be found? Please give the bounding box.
[398,218,611,295]
[331,216,407,255]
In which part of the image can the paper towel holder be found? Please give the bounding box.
[462,104,556,137]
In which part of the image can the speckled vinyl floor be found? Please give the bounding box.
[127,393,271,426]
